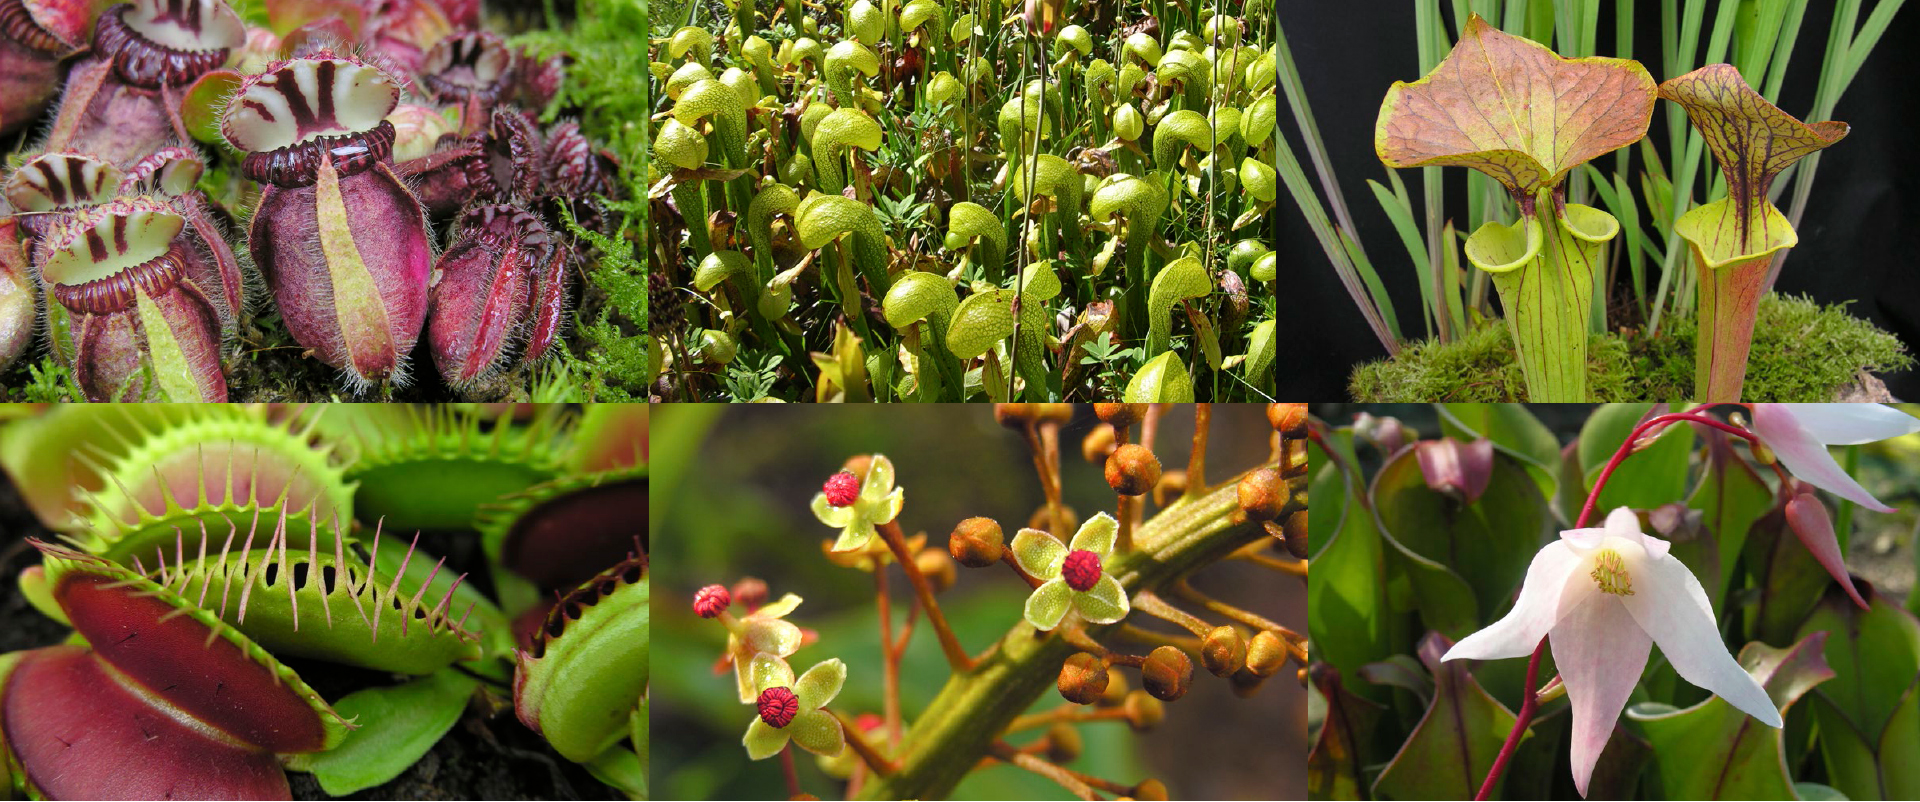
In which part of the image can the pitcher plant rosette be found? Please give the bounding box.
[1376,16,1652,401]
[1310,402,1920,800]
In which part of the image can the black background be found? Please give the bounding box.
[1273,0,1920,400]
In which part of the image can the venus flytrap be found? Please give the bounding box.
[1376,16,1654,401]
[1659,64,1849,402]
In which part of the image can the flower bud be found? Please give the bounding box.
[1026,503,1077,540]
[1268,403,1307,435]
[1131,779,1169,801]
[1082,423,1117,464]
[994,403,1034,427]
[1095,403,1147,429]
[1140,645,1191,701]
[1353,412,1411,454]
[731,577,769,611]
[1237,466,1285,521]
[1105,443,1161,496]
[915,548,956,592]
[1283,436,1309,478]
[429,204,569,389]
[1151,469,1186,508]
[1246,630,1285,677]
[840,454,874,481]
[1415,437,1494,504]
[1122,689,1163,731]
[1044,722,1081,764]
[1201,625,1247,677]
[948,516,1004,567]
[1057,652,1109,705]
[1281,510,1308,559]
[1100,665,1129,705]
[223,54,432,389]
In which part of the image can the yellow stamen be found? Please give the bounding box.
[1591,548,1634,596]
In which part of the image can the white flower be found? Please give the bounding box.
[1750,403,1920,513]
[1443,508,1781,797]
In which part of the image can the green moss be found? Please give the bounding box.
[1349,294,1911,402]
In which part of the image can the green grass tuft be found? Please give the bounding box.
[1350,294,1911,402]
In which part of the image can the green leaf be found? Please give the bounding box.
[1687,432,1774,610]
[1577,404,1696,513]
[1307,665,1386,799]
[1307,431,1394,697]
[1371,633,1525,799]
[286,669,480,796]
[1629,633,1835,800]
[1145,256,1210,359]
[1798,584,1920,796]
[1371,447,1551,637]
[1744,503,1828,645]
[1122,352,1193,402]
[1794,782,1852,801]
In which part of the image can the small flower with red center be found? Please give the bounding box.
[705,590,809,702]
[810,454,905,553]
[1011,512,1130,630]
[743,653,847,760]
[693,584,732,618]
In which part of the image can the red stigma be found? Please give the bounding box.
[693,585,731,618]
[1062,549,1102,592]
[824,471,860,507]
[757,686,800,728]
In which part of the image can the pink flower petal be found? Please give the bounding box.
[1781,403,1920,444]
[1752,404,1896,513]
[1785,493,1868,609]
[1443,541,1584,661]
[1550,593,1651,798]
[1622,552,1782,728]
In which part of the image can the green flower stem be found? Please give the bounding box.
[877,519,973,671]
[855,469,1301,800]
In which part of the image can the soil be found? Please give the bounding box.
[0,476,620,801]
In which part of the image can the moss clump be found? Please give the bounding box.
[1350,294,1911,402]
